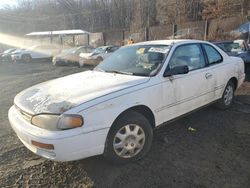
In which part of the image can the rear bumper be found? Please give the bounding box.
[238,73,245,88]
[53,58,78,66]
[8,106,109,161]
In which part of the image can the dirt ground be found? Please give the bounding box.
[0,61,250,188]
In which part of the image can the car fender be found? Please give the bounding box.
[65,81,162,133]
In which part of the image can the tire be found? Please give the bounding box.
[104,111,153,164]
[53,61,58,66]
[21,54,32,63]
[97,56,103,62]
[215,80,235,110]
[78,61,84,68]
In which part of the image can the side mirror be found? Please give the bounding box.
[163,65,189,77]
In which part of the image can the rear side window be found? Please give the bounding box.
[203,44,223,65]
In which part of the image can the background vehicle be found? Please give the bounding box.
[214,40,250,70]
[0,48,16,62]
[52,46,94,66]
[79,45,119,67]
[11,45,61,63]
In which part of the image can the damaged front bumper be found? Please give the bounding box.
[8,106,109,161]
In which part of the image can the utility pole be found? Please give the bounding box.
[247,16,250,44]
[145,0,150,41]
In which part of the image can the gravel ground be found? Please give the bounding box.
[0,61,250,188]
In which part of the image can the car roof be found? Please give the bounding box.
[214,40,245,44]
[131,39,208,46]
[78,46,93,48]
[97,45,118,49]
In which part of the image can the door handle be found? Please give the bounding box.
[205,73,212,79]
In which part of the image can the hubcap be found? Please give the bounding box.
[224,85,233,106]
[113,124,145,158]
[24,56,30,62]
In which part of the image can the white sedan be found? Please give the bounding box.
[8,40,245,164]
[11,45,61,63]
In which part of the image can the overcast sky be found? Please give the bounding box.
[0,0,17,8]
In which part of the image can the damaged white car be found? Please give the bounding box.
[8,40,245,164]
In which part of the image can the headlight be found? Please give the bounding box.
[31,114,83,131]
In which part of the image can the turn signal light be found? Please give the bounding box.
[31,140,54,150]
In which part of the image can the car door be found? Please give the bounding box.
[160,43,216,121]
[202,43,229,99]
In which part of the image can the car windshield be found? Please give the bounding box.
[216,41,245,53]
[96,45,171,77]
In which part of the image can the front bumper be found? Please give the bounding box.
[238,73,245,88]
[8,106,109,161]
[53,58,78,66]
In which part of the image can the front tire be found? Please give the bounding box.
[97,56,103,63]
[215,81,235,110]
[78,61,84,68]
[104,111,153,164]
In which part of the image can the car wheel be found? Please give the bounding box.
[215,81,235,110]
[97,56,103,62]
[21,54,32,63]
[104,111,153,164]
[78,61,84,68]
[53,61,58,66]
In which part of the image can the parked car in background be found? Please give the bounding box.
[11,45,61,63]
[214,40,250,70]
[52,46,94,66]
[8,40,245,164]
[0,48,17,62]
[79,45,119,67]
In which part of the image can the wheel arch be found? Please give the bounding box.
[111,105,156,129]
[229,77,238,90]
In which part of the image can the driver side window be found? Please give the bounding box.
[169,44,206,71]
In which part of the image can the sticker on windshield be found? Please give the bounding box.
[137,48,146,54]
[148,47,169,53]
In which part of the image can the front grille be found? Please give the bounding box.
[15,105,32,122]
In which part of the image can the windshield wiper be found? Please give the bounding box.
[105,70,133,75]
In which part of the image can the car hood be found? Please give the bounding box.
[14,70,149,114]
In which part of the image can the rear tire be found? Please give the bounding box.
[97,56,103,62]
[21,54,32,63]
[215,81,235,110]
[78,60,84,68]
[104,111,153,164]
